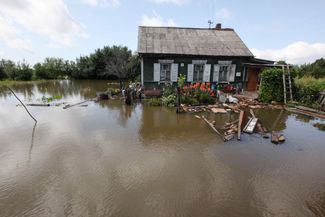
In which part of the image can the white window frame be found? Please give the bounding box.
[193,64,205,82]
[219,65,230,82]
[160,63,171,82]
[218,61,232,83]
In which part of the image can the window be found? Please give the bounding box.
[193,64,204,82]
[219,65,230,82]
[160,63,171,81]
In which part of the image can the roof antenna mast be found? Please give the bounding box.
[208,20,213,29]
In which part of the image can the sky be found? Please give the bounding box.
[0,0,325,65]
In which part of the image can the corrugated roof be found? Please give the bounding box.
[138,26,254,57]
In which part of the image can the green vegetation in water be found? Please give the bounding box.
[161,84,177,107]
[313,123,325,131]
[41,95,62,103]
[161,94,176,107]
[145,98,162,106]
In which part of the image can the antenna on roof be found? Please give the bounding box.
[208,20,213,29]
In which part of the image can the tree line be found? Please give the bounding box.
[0,45,140,82]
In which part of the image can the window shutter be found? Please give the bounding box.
[213,64,220,82]
[229,64,236,82]
[171,63,178,82]
[203,64,211,82]
[187,64,194,82]
[153,63,160,82]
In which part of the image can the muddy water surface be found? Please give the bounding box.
[1,80,325,217]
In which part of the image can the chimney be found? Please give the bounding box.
[215,23,222,30]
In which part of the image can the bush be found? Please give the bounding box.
[161,94,176,107]
[259,68,284,103]
[181,82,216,105]
[177,74,186,88]
[163,83,175,97]
[196,91,215,104]
[295,76,325,105]
[181,95,198,105]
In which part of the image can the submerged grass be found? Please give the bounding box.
[0,80,49,87]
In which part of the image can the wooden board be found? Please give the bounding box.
[237,110,244,140]
[211,108,227,114]
[243,118,258,134]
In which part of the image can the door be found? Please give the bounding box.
[246,67,259,91]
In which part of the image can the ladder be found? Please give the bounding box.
[282,65,293,104]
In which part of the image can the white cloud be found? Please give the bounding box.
[0,15,32,51]
[152,0,187,5]
[82,0,120,8]
[251,41,325,65]
[141,11,177,27]
[216,8,231,20]
[0,0,87,49]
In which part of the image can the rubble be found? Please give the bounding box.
[180,94,285,144]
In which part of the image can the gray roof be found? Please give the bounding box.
[138,26,254,57]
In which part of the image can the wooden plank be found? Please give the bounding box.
[237,110,244,140]
[63,99,94,109]
[202,116,223,139]
[211,108,227,114]
[285,107,325,120]
[249,109,256,118]
[27,103,50,107]
[296,106,325,115]
[243,117,258,133]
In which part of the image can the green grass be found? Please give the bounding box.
[0,79,50,87]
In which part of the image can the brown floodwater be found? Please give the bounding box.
[0,80,325,217]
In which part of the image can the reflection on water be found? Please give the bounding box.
[0,80,325,217]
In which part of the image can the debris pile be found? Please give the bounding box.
[179,94,284,114]
[179,94,286,144]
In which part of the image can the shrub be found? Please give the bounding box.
[163,83,175,97]
[181,95,198,105]
[161,94,176,107]
[181,82,215,105]
[295,76,325,105]
[177,74,186,89]
[259,68,284,103]
[197,91,215,104]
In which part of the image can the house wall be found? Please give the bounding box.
[141,55,250,89]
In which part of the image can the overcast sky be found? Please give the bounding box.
[0,0,324,65]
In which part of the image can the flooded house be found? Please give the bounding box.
[137,24,273,91]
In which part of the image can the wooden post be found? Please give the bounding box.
[282,65,287,104]
[237,110,244,140]
[176,86,181,113]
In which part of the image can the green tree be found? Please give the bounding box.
[105,46,132,88]
[15,61,33,81]
[298,58,325,78]
[0,59,9,80]
[2,60,17,80]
